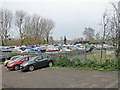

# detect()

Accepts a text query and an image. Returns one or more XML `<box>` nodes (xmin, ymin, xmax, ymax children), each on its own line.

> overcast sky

<box><xmin>0</xmin><ymin>0</ymin><xmax>119</xmax><ymax>40</ymax></box>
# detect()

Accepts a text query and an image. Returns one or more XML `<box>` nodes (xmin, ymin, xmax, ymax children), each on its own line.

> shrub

<box><xmin>54</xmin><ymin>56</ymin><xmax>72</xmax><ymax>67</ymax></box>
<box><xmin>53</xmin><ymin>56</ymin><xmax>118</xmax><ymax>71</ymax></box>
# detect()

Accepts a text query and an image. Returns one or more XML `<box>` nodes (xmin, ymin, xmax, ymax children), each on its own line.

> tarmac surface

<box><xmin>0</xmin><ymin>65</ymin><xmax>2</xmax><ymax>89</ymax></box>
<box><xmin>1</xmin><ymin>65</ymin><xmax>119</xmax><ymax>88</ymax></box>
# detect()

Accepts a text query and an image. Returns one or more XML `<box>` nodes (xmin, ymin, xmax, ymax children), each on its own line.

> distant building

<box><xmin>64</xmin><ymin>36</ymin><xmax>67</xmax><ymax>44</ymax></box>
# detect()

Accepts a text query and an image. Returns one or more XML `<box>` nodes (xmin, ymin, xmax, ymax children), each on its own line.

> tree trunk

<box><xmin>46</xmin><ymin>34</ymin><xmax>49</xmax><ymax>43</ymax></box>
<box><xmin>4</xmin><ymin>35</ymin><xmax>8</xmax><ymax>46</ymax></box>
<box><xmin>1</xmin><ymin>38</ymin><xmax>4</xmax><ymax>46</ymax></box>
<box><xmin>116</xmin><ymin>35</ymin><xmax>120</xmax><ymax>57</ymax></box>
<box><xmin>20</xmin><ymin>39</ymin><xmax>23</xmax><ymax>45</ymax></box>
<box><xmin>39</xmin><ymin>33</ymin><xmax>42</xmax><ymax>44</ymax></box>
<box><xmin>100</xmin><ymin>45</ymin><xmax>103</xmax><ymax>62</ymax></box>
<box><xmin>20</xmin><ymin>34</ymin><xmax>24</xmax><ymax>45</ymax></box>
<box><xmin>105</xmin><ymin>48</ymin><xmax>106</xmax><ymax>61</ymax></box>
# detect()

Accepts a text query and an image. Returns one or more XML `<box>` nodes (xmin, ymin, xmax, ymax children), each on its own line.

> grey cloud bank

<box><xmin>0</xmin><ymin>0</ymin><xmax>117</xmax><ymax>40</ymax></box>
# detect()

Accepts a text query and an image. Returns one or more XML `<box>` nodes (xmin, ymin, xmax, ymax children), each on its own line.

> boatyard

<box><xmin>0</xmin><ymin>0</ymin><xmax>120</xmax><ymax>89</ymax></box>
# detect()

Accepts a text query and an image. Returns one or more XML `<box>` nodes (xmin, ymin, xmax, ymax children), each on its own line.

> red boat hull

<box><xmin>46</xmin><ymin>50</ymin><xmax>60</xmax><ymax>52</ymax></box>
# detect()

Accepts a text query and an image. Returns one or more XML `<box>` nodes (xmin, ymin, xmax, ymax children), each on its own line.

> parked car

<box><xmin>20</xmin><ymin>55</ymin><xmax>53</xmax><ymax>71</ymax></box>
<box><xmin>0</xmin><ymin>55</ymin><xmax>11</xmax><ymax>62</ymax></box>
<box><xmin>4</xmin><ymin>55</ymin><xmax>21</xmax><ymax>66</ymax></box>
<box><xmin>7</xmin><ymin>55</ymin><xmax>36</xmax><ymax>71</ymax></box>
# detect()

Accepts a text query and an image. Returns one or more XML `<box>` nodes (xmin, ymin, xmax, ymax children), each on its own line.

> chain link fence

<box><xmin>48</xmin><ymin>51</ymin><xmax>87</xmax><ymax>63</ymax></box>
<box><xmin>0</xmin><ymin>48</ymin><xmax>116</xmax><ymax>65</ymax></box>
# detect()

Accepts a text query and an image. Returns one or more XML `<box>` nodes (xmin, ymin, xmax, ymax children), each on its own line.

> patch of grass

<box><xmin>8</xmin><ymin>53</ymin><xmax>22</xmax><ymax>57</ymax></box>
<box><xmin>0</xmin><ymin>52</ymin><xmax>22</xmax><ymax>57</ymax></box>
<box><xmin>48</xmin><ymin>66</ymin><xmax>81</xmax><ymax>71</ymax></box>
<box><xmin>86</xmin><ymin>50</ymin><xmax>114</xmax><ymax>63</ymax></box>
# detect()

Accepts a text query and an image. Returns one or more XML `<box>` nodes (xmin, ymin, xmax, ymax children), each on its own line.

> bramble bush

<box><xmin>54</xmin><ymin>56</ymin><xmax>72</xmax><ymax>67</ymax></box>
<box><xmin>53</xmin><ymin>56</ymin><xmax>119</xmax><ymax>71</ymax></box>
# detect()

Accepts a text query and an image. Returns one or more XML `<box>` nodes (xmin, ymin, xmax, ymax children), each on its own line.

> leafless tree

<box><xmin>30</xmin><ymin>15</ymin><xmax>41</xmax><ymax>44</ymax></box>
<box><xmin>83</xmin><ymin>27</ymin><xmax>95</xmax><ymax>41</ymax></box>
<box><xmin>0</xmin><ymin>9</ymin><xmax>12</xmax><ymax>46</ymax></box>
<box><xmin>100</xmin><ymin>2</ymin><xmax>120</xmax><ymax>62</ymax></box>
<box><xmin>15</xmin><ymin>10</ymin><xmax>26</xmax><ymax>45</ymax></box>
<box><xmin>111</xmin><ymin>2</ymin><xmax>120</xmax><ymax>57</ymax></box>
<box><xmin>103</xmin><ymin>2</ymin><xmax>120</xmax><ymax>58</ymax></box>
<box><xmin>100</xmin><ymin>10</ymin><xmax>110</xmax><ymax>61</ymax></box>
<box><xmin>95</xmin><ymin>32</ymin><xmax>101</xmax><ymax>40</ymax></box>
<box><xmin>29</xmin><ymin>15</ymin><xmax>46</xmax><ymax>44</ymax></box>
<box><xmin>23</xmin><ymin>15</ymin><xmax>32</xmax><ymax>37</ymax></box>
<box><xmin>42</xmin><ymin>18</ymin><xmax>54</xmax><ymax>43</ymax></box>
<box><xmin>22</xmin><ymin>15</ymin><xmax>54</xmax><ymax>44</ymax></box>
<box><xmin>0</xmin><ymin>9</ymin><xmax>55</xmax><ymax>45</ymax></box>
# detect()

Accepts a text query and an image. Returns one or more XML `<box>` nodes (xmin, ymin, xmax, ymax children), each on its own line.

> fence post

<box><xmin>84</xmin><ymin>49</ymin><xmax>86</xmax><ymax>63</ymax></box>
<box><xmin>114</xmin><ymin>49</ymin><xmax>116</xmax><ymax>65</ymax></box>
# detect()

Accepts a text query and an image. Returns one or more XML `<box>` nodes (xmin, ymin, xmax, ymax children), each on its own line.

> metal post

<box><xmin>118</xmin><ymin>1</ymin><xmax>120</xmax><ymax>56</ymax></box>
<box><xmin>114</xmin><ymin>49</ymin><xmax>116</xmax><ymax>65</ymax></box>
<box><xmin>118</xmin><ymin>2</ymin><xmax>120</xmax><ymax>88</ymax></box>
<box><xmin>84</xmin><ymin>48</ymin><xmax>86</xmax><ymax>63</ymax></box>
